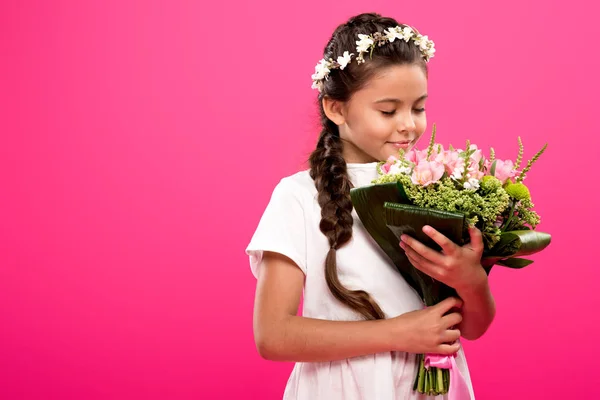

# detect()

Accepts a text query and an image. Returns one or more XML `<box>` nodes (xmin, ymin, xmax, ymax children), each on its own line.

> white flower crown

<box><xmin>311</xmin><ymin>25</ymin><xmax>435</xmax><ymax>92</ymax></box>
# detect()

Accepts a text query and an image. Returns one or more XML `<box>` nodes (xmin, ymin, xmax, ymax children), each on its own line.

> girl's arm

<box><xmin>456</xmin><ymin>276</ymin><xmax>495</xmax><ymax>340</ymax></box>
<box><xmin>253</xmin><ymin>251</ymin><xmax>462</xmax><ymax>362</ymax></box>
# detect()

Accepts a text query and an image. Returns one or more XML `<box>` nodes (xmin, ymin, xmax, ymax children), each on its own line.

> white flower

<box><xmin>385</xmin><ymin>27</ymin><xmax>403</xmax><ymax>43</ymax></box>
<box><xmin>389</xmin><ymin>163</ymin><xmax>412</xmax><ymax>175</ymax></box>
<box><xmin>336</xmin><ymin>51</ymin><xmax>354</xmax><ymax>70</ymax></box>
<box><xmin>418</xmin><ymin>35</ymin><xmax>431</xmax><ymax>51</ymax></box>
<box><xmin>425</xmin><ymin>45</ymin><xmax>435</xmax><ymax>59</ymax></box>
<box><xmin>312</xmin><ymin>59</ymin><xmax>331</xmax><ymax>80</ymax></box>
<box><xmin>311</xmin><ymin>80</ymin><xmax>324</xmax><ymax>92</ymax></box>
<box><xmin>463</xmin><ymin>178</ymin><xmax>480</xmax><ymax>190</ymax></box>
<box><xmin>356</xmin><ymin>34</ymin><xmax>374</xmax><ymax>53</ymax></box>
<box><xmin>402</xmin><ymin>26</ymin><xmax>414</xmax><ymax>41</ymax></box>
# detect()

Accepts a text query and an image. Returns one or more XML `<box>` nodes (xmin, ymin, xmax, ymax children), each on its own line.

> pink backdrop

<box><xmin>1</xmin><ymin>1</ymin><xmax>598</xmax><ymax>399</ymax></box>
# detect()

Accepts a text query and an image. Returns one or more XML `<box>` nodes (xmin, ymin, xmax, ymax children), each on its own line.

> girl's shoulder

<box><xmin>272</xmin><ymin>169</ymin><xmax>317</xmax><ymax>201</ymax></box>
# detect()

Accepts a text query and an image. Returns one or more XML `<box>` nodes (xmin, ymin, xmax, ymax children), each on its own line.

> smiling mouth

<box><xmin>387</xmin><ymin>141</ymin><xmax>413</xmax><ymax>149</ymax></box>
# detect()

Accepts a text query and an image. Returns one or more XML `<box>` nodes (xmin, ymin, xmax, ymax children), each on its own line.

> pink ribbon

<box><xmin>424</xmin><ymin>352</ymin><xmax>471</xmax><ymax>400</ymax></box>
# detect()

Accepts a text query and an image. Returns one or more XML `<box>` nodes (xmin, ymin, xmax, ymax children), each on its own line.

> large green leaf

<box><xmin>350</xmin><ymin>183</ymin><xmax>419</xmax><ymax>290</ymax></box>
<box><xmin>350</xmin><ymin>183</ymin><xmax>409</xmax><ymax>267</ymax></box>
<box><xmin>383</xmin><ymin>203</ymin><xmax>469</xmax><ymax>304</ymax></box>
<box><xmin>496</xmin><ymin>258</ymin><xmax>535</xmax><ymax>268</ymax></box>
<box><xmin>486</xmin><ymin>230</ymin><xmax>552</xmax><ymax>258</ymax></box>
<box><xmin>383</xmin><ymin>203</ymin><xmax>470</xmax><ymax>250</ymax></box>
<box><xmin>350</xmin><ymin>183</ymin><xmax>470</xmax><ymax>305</ymax></box>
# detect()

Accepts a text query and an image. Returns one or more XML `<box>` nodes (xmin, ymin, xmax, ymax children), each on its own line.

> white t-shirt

<box><xmin>246</xmin><ymin>162</ymin><xmax>475</xmax><ymax>400</ymax></box>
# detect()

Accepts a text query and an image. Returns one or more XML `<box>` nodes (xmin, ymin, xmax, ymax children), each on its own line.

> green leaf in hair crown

<box><xmin>349</xmin><ymin>124</ymin><xmax>552</xmax><ymax>396</ymax></box>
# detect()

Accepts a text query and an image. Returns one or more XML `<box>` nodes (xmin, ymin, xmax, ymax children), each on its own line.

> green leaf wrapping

<box><xmin>350</xmin><ymin>183</ymin><xmax>470</xmax><ymax>305</ymax></box>
<box><xmin>383</xmin><ymin>203</ymin><xmax>470</xmax><ymax>305</ymax></box>
<box><xmin>482</xmin><ymin>230</ymin><xmax>551</xmax><ymax>270</ymax></box>
<box><xmin>496</xmin><ymin>258</ymin><xmax>534</xmax><ymax>268</ymax></box>
<box><xmin>487</xmin><ymin>230</ymin><xmax>552</xmax><ymax>258</ymax></box>
<box><xmin>349</xmin><ymin>183</ymin><xmax>422</xmax><ymax>295</ymax></box>
<box><xmin>383</xmin><ymin>203</ymin><xmax>470</xmax><ymax>250</ymax></box>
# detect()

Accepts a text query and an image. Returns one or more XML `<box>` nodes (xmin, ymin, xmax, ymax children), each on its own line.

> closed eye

<box><xmin>381</xmin><ymin>108</ymin><xmax>426</xmax><ymax>116</ymax></box>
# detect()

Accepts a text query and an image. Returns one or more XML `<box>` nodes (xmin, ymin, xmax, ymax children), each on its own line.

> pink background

<box><xmin>1</xmin><ymin>1</ymin><xmax>598</xmax><ymax>399</ymax></box>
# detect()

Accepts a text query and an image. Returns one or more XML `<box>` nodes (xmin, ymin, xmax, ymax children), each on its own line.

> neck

<box><xmin>340</xmin><ymin>138</ymin><xmax>378</xmax><ymax>164</ymax></box>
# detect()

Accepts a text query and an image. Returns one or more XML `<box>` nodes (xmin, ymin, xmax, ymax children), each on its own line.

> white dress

<box><xmin>245</xmin><ymin>162</ymin><xmax>475</xmax><ymax>400</ymax></box>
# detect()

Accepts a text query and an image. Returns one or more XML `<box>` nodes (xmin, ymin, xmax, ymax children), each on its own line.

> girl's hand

<box><xmin>388</xmin><ymin>296</ymin><xmax>463</xmax><ymax>355</ymax></box>
<box><xmin>399</xmin><ymin>225</ymin><xmax>487</xmax><ymax>293</ymax></box>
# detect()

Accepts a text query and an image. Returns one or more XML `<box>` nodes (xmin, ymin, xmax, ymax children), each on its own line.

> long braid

<box><xmin>307</xmin><ymin>12</ymin><xmax>427</xmax><ymax>320</ymax></box>
<box><xmin>309</xmin><ymin>118</ymin><xmax>385</xmax><ymax>321</ymax></box>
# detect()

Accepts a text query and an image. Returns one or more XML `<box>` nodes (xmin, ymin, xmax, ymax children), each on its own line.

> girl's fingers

<box><xmin>441</xmin><ymin>311</ymin><xmax>463</xmax><ymax>327</ymax></box>
<box><xmin>400</xmin><ymin>234</ymin><xmax>446</xmax><ymax>265</ymax></box>
<box><xmin>437</xmin><ymin>342</ymin><xmax>461</xmax><ymax>355</ymax></box>
<box><xmin>422</xmin><ymin>225</ymin><xmax>458</xmax><ymax>256</ymax></box>
<box><xmin>442</xmin><ymin>329</ymin><xmax>461</xmax><ymax>344</ymax></box>
<box><xmin>467</xmin><ymin>226</ymin><xmax>484</xmax><ymax>253</ymax></box>
<box><xmin>432</xmin><ymin>297</ymin><xmax>463</xmax><ymax>316</ymax></box>
<box><xmin>402</xmin><ymin>242</ymin><xmax>444</xmax><ymax>278</ymax></box>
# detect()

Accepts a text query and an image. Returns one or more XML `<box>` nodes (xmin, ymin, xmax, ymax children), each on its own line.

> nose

<box><xmin>396</xmin><ymin>110</ymin><xmax>417</xmax><ymax>133</ymax></box>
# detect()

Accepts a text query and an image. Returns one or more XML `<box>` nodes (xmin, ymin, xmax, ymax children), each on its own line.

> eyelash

<box><xmin>381</xmin><ymin>108</ymin><xmax>426</xmax><ymax>116</ymax></box>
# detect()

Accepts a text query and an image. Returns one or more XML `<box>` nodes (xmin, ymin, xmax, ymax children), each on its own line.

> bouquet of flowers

<box><xmin>349</xmin><ymin>125</ymin><xmax>551</xmax><ymax>397</ymax></box>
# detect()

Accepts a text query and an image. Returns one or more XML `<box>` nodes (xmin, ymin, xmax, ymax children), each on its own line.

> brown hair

<box><xmin>308</xmin><ymin>13</ymin><xmax>428</xmax><ymax>320</ymax></box>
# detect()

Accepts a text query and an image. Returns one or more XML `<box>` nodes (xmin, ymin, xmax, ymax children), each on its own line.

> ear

<box><xmin>322</xmin><ymin>96</ymin><xmax>346</xmax><ymax>126</ymax></box>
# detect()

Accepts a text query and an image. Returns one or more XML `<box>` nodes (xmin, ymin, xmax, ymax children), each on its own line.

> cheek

<box><xmin>349</xmin><ymin>110</ymin><xmax>392</xmax><ymax>139</ymax></box>
<box><xmin>415</xmin><ymin>112</ymin><xmax>427</xmax><ymax>135</ymax></box>
<box><xmin>367</xmin><ymin>111</ymin><xmax>396</xmax><ymax>135</ymax></box>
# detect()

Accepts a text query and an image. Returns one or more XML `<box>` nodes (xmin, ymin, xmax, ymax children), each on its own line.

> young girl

<box><xmin>245</xmin><ymin>12</ymin><xmax>495</xmax><ymax>400</ymax></box>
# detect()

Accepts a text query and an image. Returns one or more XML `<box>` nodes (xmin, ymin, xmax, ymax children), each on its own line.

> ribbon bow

<box><xmin>425</xmin><ymin>353</ymin><xmax>471</xmax><ymax>400</ymax></box>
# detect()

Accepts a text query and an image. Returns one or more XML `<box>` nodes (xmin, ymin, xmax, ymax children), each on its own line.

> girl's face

<box><xmin>332</xmin><ymin>64</ymin><xmax>428</xmax><ymax>163</ymax></box>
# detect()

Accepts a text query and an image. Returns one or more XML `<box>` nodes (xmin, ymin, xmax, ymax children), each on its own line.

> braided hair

<box><xmin>308</xmin><ymin>12</ymin><xmax>428</xmax><ymax>320</ymax></box>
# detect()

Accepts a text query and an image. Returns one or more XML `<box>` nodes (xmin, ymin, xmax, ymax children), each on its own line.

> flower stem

<box><xmin>437</xmin><ymin>367</ymin><xmax>444</xmax><ymax>394</ymax></box>
<box><xmin>501</xmin><ymin>200</ymin><xmax>517</xmax><ymax>232</ymax></box>
<box><xmin>417</xmin><ymin>356</ymin><xmax>426</xmax><ymax>393</ymax></box>
<box><xmin>514</xmin><ymin>137</ymin><xmax>524</xmax><ymax>170</ymax></box>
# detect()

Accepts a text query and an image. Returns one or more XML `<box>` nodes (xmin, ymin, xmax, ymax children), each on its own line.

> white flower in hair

<box><xmin>401</xmin><ymin>26</ymin><xmax>414</xmax><ymax>41</ymax></box>
<box><xmin>385</xmin><ymin>27</ymin><xmax>403</xmax><ymax>42</ymax></box>
<box><xmin>311</xmin><ymin>24</ymin><xmax>435</xmax><ymax>91</ymax></box>
<box><xmin>311</xmin><ymin>80</ymin><xmax>324</xmax><ymax>91</ymax></box>
<box><xmin>415</xmin><ymin>35</ymin><xmax>431</xmax><ymax>51</ymax></box>
<box><xmin>425</xmin><ymin>44</ymin><xmax>436</xmax><ymax>59</ymax></box>
<box><xmin>356</xmin><ymin>34</ymin><xmax>374</xmax><ymax>53</ymax></box>
<box><xmin>413</xmin><ymin>34</ymin><xmax>424</xmax><ymax>47</ymax></box>
<box><xmin>337</xmin><ymin>51</ymin><xmax>354</xmax><ymax>70</ymax></box>
<box><xmin>421</xmin><ymin>36</ymin><xmax>432</xmax><ymax>51</ymax></box>
<box><xmin>312</xmin><ymin>59</ymin><xmax>331</xmax><ymax>81</ymax></box>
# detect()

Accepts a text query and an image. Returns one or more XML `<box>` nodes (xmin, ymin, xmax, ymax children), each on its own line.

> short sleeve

<box><xmin>245</xmin><ymin>178</ymin><xmax>308</xmax><ymax>278</ymax></box>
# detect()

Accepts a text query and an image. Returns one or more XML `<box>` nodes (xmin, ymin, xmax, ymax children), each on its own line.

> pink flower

<box><xmin>380</xmin><ymin>155</ymin><xmax>397</xmax><ymax>174</ymax></box>
<box><xmin>435</xmin><ymin>150</ymin><xmax>462</xmax><ymax>176</ymax></box>
<box><xmin>469</xmin><ymin>145</ymin><xmax>483</xmax><ymax>165</ymax></box>
<box><xmin>467</xmin><ymin>159</ymin><xmax>484</xmax><ymax>180</ymax></box>
<box><xmin>405</xmin><ymin>149</ymin><xmax>428</xmax><ymax>164</ymax></box>
<box><xmin>411</xmin><ymin>160</ymin><xmax>445</xmax><ymax>187</ymax></box>
<box><xmin>492</xmin><ymin>159</ymin><xmax>516</xmax><ymax>182</ymax></box>
<box><xmin>469</xmin><ymin>166</ymin><xmax>485</xmax><ymax>180</ymax></box>
<box><xmin>484</xmin><ymin>159</ymin><xmax>492</xmax><ymax>171</ymax></box>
